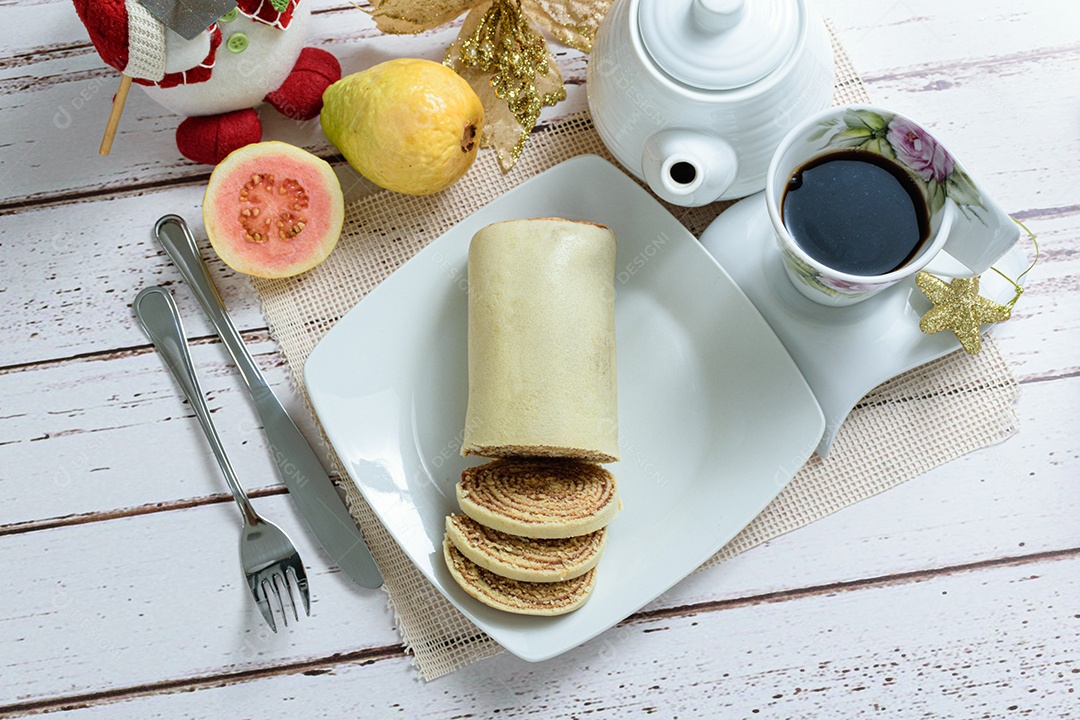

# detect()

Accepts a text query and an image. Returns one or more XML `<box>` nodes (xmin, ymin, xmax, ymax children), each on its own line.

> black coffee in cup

<box><xmin>781</xmin><ymin>150</ymin><xmax>930</xmax><ymax>276</ymax></box>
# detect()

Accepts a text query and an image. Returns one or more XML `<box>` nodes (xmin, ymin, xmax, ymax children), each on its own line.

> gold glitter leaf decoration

<box><xmin>521</xmin><ymin>0</ymin><xmax>614</xmax><ymax>52</ymax></box>
<box><xmin>446</xmin><ymin>0</ymin><xmax>566</xmax><ymax>170</ymax></box>
<box><xmin>362</xmin><ymin>0</ymin><xmax>611</xmax><ymax>169</ymax></box>
<box><xmin>367</xmin><ymin>0</ymin><xmax>477</xmax><ymax>33</ymax></box>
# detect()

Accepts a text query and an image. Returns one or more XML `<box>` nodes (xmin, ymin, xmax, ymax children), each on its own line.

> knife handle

<box><xmin>153</xmin><ymin>218</ymin><xmax>383</xmax><ymax>589</ymax></box>
<box><xmin>153</xmin><ymin>215</ymin><xmax>270</xmax><ymax>398</ymax></box>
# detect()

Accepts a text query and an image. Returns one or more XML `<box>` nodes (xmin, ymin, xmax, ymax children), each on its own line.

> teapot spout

<box><xmin>641</xmin><ymin>129</ymin><xmax>738</xmax><ymax>207</ymax></box>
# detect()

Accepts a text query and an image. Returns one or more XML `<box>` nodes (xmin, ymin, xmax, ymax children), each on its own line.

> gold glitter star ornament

<box><xmin>916</xmin><ymin>271</ymin><xmax>1011</xmax><ymax>355</ymax></box>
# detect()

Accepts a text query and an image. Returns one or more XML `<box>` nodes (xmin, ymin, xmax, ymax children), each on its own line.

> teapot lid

<box><xmin>638</xmin><ymin>0</ymin><xmax>800</xmax><ymax>91</ymax></box>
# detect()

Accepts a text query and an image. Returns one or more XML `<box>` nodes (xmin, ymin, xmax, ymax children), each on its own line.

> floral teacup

<box><xmin>764</xmin><ymin>104</ymin><xmax>1020</xmax><ymax>307</ymax></box>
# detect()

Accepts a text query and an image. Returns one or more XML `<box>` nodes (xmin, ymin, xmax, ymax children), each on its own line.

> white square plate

<box><xmin>304</xmin><ymin>155</ymin><xmax>825</xmax><ymax>661</ymax></box>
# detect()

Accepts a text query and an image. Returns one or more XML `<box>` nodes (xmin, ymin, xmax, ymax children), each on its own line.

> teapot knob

<box><xmin>692</xmin><ymin>0</ymin><xmax>746</xmax><ymax>33</ymax></box>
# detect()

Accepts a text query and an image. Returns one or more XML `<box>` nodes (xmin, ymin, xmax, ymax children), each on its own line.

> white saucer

<box><xmin>699</xmin><ymin>192</ymin><xmax>1027</xmax><ymax>456</ymax></box>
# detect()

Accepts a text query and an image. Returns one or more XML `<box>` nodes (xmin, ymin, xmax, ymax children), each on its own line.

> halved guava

<box><xmin>203</xmin><ymin>141</ymin><xmax>344</xmax><ymax>279</ymax></box>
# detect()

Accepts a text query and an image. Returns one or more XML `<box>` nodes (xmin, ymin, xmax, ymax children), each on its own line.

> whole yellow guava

<box><xmin>320</xmin><ymin>58</ymin><xmax>485</xmax><ymax>196</ymax></box>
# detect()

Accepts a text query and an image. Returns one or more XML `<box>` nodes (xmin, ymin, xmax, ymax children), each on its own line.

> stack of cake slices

<box><xmin>443</xmin><ymin>218</ymin><xmax>622</xmax><ymax>616</ymax></box>
<box><xmin>444</xmin><ymin>458</ymin><xmax>620</xmax><ymax>615</ymax></box>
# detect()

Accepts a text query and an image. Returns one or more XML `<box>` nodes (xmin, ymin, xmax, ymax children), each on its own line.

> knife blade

<box><xmin>153</xmin><ymin>214</ymin><xmax>383</xmax><ymax>589</ymax></box>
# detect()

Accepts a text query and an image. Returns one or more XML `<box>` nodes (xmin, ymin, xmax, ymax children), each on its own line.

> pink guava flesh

<box><xmin>203</xmin><ymin>142</ymin><xmax>344</xmax><ymax>278</ymax></box>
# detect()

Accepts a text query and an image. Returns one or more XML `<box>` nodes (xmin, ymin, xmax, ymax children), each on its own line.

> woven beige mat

<box><xmin>251</xmin><ymin>27</ymin><xmax>1020</xmax><ymax>680</ymax></box>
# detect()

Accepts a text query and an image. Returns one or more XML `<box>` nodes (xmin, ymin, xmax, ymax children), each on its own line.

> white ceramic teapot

<box><xmin>587</xmin><ymin>0</ymin><xmax>834</xmax><ymax>206</ymax></box>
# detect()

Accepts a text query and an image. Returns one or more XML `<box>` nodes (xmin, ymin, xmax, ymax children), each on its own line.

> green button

<box><xmin>219</xmin><ymin>7</ymin><xmax>239</xmax><ymax>22</ymax></box>
<box><xmin>226</xmin><ymin>32</ymin><xmax>248</xmax><ymax>53</ymax></box>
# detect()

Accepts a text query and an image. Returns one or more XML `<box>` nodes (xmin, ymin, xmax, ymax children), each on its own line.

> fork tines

<box><xmin>251</xmin><ymin>562</ymin><xmax>310</xmax><ymax>632</ymax></box>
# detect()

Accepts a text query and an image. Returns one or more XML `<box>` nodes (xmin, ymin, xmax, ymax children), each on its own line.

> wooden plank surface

<box><xmin>3</xmin><ymin>548</ymin><xmax>1076</xmax><ymax>717</ymax></box>
<box><xmin>0</xmin><ymin>0</ymin><xmax>1077</xmax><ymax>716</ymax></box>
<box><xmin>1</xmin><ymin>376</ymin><xmax>1077</xmax><ymax>707</ymax></box>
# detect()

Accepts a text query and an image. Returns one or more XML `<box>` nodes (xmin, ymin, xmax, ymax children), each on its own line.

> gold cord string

<box><xmin>989</xmin><ymin>217</ymin><xmax>1039</xmax><ymax>311</ymax></box>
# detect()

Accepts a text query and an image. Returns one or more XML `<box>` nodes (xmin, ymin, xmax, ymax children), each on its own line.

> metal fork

<box><xmin>134</xmin><ymin>286</ymin><xmax>310</xmax><ymax>631</ymax></box>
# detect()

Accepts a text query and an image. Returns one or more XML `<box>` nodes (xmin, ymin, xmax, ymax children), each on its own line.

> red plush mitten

<box><xmin>264</xmin><ymin>47</ymin><xmax>342</xmax><ymax>121</ymax></box>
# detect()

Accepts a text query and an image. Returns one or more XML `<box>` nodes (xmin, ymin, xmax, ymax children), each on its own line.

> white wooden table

<box><xmin>2</xmin><ymin>1</ymin><xmax>1077</xmax><ymax>716</ymax></box>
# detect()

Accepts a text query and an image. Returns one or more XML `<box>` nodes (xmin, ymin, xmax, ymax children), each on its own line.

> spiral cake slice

<box><xmin>443</xmin><ymin>537</ymin><xmax>596</xmax><ymax>616</ymax></box>
<box><xmin>456</xmin><ymin>459</ymin><xmax>619</xmax><ymax>539</ymax></box>
<box><xmin>446</xmin><ymin>514</ymin><xmax>606</xmax><ymax>583</ymax></box>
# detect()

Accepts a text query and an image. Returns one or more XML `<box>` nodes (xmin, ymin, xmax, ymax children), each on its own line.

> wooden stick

<box><xmin>99</xmin><ymin>74</ymin><xmax>132</xmax><ymax>157</ymax></box>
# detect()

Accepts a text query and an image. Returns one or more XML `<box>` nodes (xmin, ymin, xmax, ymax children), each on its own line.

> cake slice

<box><xmin>443</xmin><ymin>537</ymin><xmax>596</xmax><ymax>616</ymax></box>
<box><xmin>456</xmin><ymin>458</ymin><xmax>619</xmax><ymax>539</ymax></box>
<box><xmin>446</xmin><ymin>514</ymin><xmax>606</xmax><ymax>583</ymax></box>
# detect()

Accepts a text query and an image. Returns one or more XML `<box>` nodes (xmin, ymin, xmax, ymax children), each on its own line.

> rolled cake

<box><xmin>456</xmin><ymin>459</ymin><xmax>620</xmax><ymax>539</ymax></box>
<box><xmin>462</xmin><ymin>218</ymin><xmax>619</xmax><ymax>463</ymax></box>
<box><xmin>445</xmin><ymin>514</ymin><xmax>606</xmax><ymax>583</ymax></box>
<box><xmin>443</xmin><ymin>537</ymin><xmax>597</xmax><ymax>616</ymax></box>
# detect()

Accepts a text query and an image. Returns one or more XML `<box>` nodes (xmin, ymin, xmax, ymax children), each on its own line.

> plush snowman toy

<box><xmin>73</xmin><ymin>0</ymin><xmax>340</xmax><ymax>164</ymax></box>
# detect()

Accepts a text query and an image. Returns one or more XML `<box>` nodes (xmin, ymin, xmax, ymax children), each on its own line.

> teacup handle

<box><xmin>922</xmin><ymin>191</ymin><xmax>1020</xmax><ymax>278</ymax></box>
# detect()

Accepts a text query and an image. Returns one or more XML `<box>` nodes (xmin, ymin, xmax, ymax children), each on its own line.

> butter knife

<box><xmin>154</xmin><ymin>214</ymin><xmax>383</xmax><ymax>589</ymax></box>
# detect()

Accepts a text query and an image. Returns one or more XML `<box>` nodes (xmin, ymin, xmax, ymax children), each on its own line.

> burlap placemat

<box><xmin>251</xmin><ymin>26</ymin><xmax>1020</xmax><ymax>679</ymax></box>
